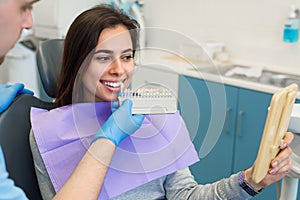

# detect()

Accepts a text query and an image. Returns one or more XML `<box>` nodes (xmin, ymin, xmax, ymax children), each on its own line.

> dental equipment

<box><xmin>118</xmin><ymin>84</ymin><xmax>177</xmax><ymax>114</ymax></box>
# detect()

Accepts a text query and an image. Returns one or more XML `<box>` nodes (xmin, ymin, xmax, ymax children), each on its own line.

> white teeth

<box><xmin>103</xmin><ymin>81</ymin><xmax>123</xmax><ymax>88</ymax></box>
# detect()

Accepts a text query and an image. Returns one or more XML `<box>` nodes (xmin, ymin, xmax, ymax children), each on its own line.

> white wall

<box><xmin>0</xmin><ymin>43</ymin><xmax>40</xmax><ymax>97</ymax></box>
<box><xmin>33</xmin><ymin>0</ymin><xmax>101</xmax><ymax>39</ymax></box>
<box><xmin>143</xmin><ymin>0</ymin><xmax>300</xmax><ymax>74</ymax></box>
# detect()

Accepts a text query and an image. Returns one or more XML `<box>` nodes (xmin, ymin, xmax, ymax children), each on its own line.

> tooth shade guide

<box><xmin>119</xmin><ymin>88</ymin><xmax>174</xmax><ymax>98</ymax></box>
<box><xmin>118</xmin><ymin>88</ymin><xmax>177</xmax><ymax>114</ymax></box>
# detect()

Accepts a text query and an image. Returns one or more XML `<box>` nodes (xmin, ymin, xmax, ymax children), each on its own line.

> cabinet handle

<box><xmin>236</xmin><ymin>111</ymin><xmax>244</xmax><ymax>137</ymax></box>
<box><xmin>224</xmin><ymin>108</ymin><xmax>232</xmax><ymax>134</ymax></box>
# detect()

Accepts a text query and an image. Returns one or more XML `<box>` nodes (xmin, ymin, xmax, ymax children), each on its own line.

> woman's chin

<box><xmin>95</xmin><ymin>94</ymin><xmax>118</xmax><ymax>102</ymax></box>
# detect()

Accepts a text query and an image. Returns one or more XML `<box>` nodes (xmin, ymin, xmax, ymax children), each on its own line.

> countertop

<box><xmin>138</xmin><ymin>49</ymin><xmax>300</xmax><ymax>99</ymax></box>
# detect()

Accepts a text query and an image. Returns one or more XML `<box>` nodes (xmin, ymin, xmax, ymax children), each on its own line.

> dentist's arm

<box><xmin>53</xmin><ymin>100</ymin><xmax>145</xmax><ymax>199</ymax></box>
<box><xmin>0</xmin><ymin>147</ymin><xmax>28</xmax><ymax>200</ymax></box>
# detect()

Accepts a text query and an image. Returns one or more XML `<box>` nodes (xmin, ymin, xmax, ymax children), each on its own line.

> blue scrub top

<box><xmin>0</xmin><ymin>146</ymin><xmax>28</xmax><ymax>200</ymax></box>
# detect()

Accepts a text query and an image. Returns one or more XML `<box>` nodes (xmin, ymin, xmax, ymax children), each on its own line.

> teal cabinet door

<box><xmin>233</xmin><ymin>88</ymin><xmax>272</xmax><ymax>171</ymax></box>
<box><xmin>178</xmin><ymin>76</ymin><xmax>237</xmax><ymax>183</ymax></box>
<box><xmin>233</xmin><ymin>88</ymin><xmax>274</xmax><ymax>200</ymax></box>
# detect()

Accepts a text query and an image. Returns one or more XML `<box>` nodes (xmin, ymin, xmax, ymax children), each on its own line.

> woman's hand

<box><xmin>244</xmin><ymin>131</ymin><xmax>294</xmax><ymax>191</ymax></box>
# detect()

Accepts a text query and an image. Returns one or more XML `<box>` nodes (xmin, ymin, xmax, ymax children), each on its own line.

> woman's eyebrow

<box><xmin>121</xmin><ymin>48</ymin><xmax>133</xmax><ymax>53</ymax></box>
<box><xmin>30</xmin><ymin>0</ymin><xmax>40</xmax><ymax>5</ymax></box>
<box><xmin>94</xmin><ymin>49</ymin><xmax>113</xmax><ymax>54</ymax></box>
<box><xmin>94</xmin><ymin>48</ymin><xmax>133</xmax><ymax>54</ymax></box>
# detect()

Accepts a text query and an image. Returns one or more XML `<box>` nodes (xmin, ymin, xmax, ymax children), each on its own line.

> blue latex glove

<box><xmin>0</xmin><ymin>147</ymin><xmax>28</xmax><ymax>200</ymax></box>
<box><xmin>0</xmin><ymin>83</ymin><xmax>34</xmax><ymax>113</ymax></box>
<box><xmin>93</xmin><ymin>99</ymin><xmax>145</xmax><ymax>146</ymax></box>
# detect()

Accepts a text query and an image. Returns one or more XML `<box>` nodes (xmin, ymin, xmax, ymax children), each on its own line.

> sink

<box><xmin>190</xmin><ymin>65</ymin><xmax>300</xmax><ymax>89</ymax></box>
<box><xmin>257</xmin><ymin>71</ymin><xmax>300</xmax><ymax>88</ymax></box>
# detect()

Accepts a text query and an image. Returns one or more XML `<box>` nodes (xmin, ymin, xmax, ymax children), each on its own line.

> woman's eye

<box><xmin>22</xmin><ymin>5</ymin><xmax>33</xmax><ymax>12</ymax></box>
<box><xmin>121</xmin><ymin>55</ymin><xmax>133</xmax><ymax>61</ymax></box>
<box><xmin>96</xmin><ymin>56</ymin><xmax>111</xmax><ymax>62</ymax></box>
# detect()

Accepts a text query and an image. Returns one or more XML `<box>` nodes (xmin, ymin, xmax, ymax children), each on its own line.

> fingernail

<box><xmin>269</xmin><ymin>168</ymin><xmax>275</xmax><ymax>175</ymax></box>
<box><xmin>281</xmin><ymin>143</ymin><xmax>287</xmax><ymax>149</ymax></box>
<box><xmin>272</xmin><ymin>161</ymin><xmax>278</xmax><ymax>168</ymax></box>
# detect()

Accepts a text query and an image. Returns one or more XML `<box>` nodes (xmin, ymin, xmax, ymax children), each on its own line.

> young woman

<box><xmin>30</xmin><ymin>4</ymin><xmax>293</xmax><ymax>200</ymax></box>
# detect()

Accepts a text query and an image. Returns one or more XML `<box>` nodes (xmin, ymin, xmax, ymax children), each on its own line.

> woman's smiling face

<box><xmin>81</xmin><ymin>24</ymin><xmax>135</xmax><ymax>102</ymax></box>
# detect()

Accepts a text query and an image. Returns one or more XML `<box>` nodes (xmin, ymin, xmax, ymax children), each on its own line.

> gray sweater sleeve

<box><xmin>29</xmin><ymin>130</ymin><xmax>56</xmax><ymax>200</ymax></box>
<box><xmin>164</xmin><ymin>168</ymin><xmax>251</xmax><ymax>200</ymax></box>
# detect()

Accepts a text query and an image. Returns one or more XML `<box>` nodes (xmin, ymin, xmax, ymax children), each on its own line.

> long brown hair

<box><xmin>55</xmin><ymin>4</ymin><xmax>140</xmax><ymax>107</ymax></box>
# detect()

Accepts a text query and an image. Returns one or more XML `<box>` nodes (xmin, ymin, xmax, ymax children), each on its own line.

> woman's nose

<box><xmin>22</xmin><ymin>10</ymin><xmax>34</xmax><ymax>29</ymax></box>
<box><xmin>109</xmin><ymin>58</ymin><xmax>126</xmax><ymax>75</ymax></box>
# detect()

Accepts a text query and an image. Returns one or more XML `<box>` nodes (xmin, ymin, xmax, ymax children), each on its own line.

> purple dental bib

<box><xmin>30</xmin><ymin>102</ymin><xmax>199</xmax><ymax>199</ymax></box>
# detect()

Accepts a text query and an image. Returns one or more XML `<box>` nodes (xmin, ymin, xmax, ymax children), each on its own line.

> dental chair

<box><xmin>36</xmin><ymin>39</ymin><xmax>64</xmax><ymax>99</ymax></box>
<box><xmin>0</xmin><ymin>39</ymin><xmax>63</xmax><ymax>199</ymax></box>
<box><xmin>279</xmin><ymin>138</ymin><xmax>300</xmax><ymax>200</ymax></box>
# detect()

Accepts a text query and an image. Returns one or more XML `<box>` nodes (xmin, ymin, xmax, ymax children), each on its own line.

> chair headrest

<box><xmin>36</xmin><ymin>39</ymin><xmax>64</xmax><ymax>98</ymax></box>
